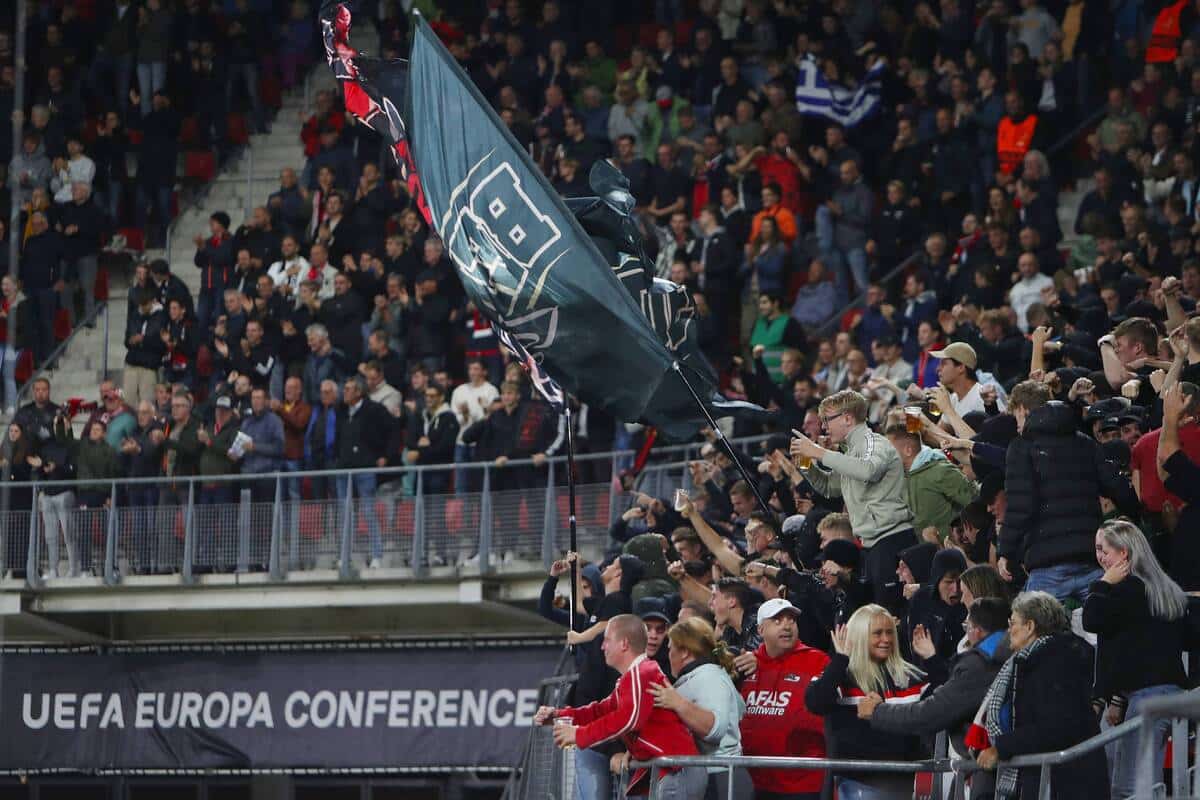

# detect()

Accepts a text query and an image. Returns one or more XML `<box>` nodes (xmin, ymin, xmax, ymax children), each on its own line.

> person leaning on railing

<box><xmin>1082</xmin><ymin>520</ymin><xmax>1189</xmax><ymax>799</ymax></box>
<box><xmin>857</xmin><ymin>597</ymin><xmax>1010</xmax><ymax>799</ymax></box>
<box><xmin>804</xmin><ymin>604</ymin><xmax>928</xmax><ymax>800</ymax></box>
<box><xmin>969</xmin><ymin>591</ymin><xmax>1107</xmax><ymax>800</ymax></box>
<box><xmin>534</xmin><ymin>614</ymin><xmax>706</xmax><ymax>799</ymax></box>
<box><xmin>645</xmin><ymin>616</ymin><xmax>752</xmax><ymax>800</ymax></box>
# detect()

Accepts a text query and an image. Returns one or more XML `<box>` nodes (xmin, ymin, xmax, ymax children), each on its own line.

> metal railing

<box><xmin>623</xmin><ymin>693</ymin><xmax>1200</xmax><ymax>800</ymax></box>
<box><xmin>2</xmin><ymin>434</ymin><xmax>771</xmax><ymax>587</ymax></box>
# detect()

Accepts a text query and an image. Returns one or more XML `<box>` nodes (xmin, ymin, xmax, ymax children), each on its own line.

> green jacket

<box><xmin>199</xmin><ymin>420</ymin><xmax>241</xmax><ymax>478</ymax></box>
<box><xmin>805</xmin><ymin>423</ymin><xmax>913</xmax><ymax>546</ymax></box>
<box><xmin>73</xmin><ymin>438</ymin><xmax>123</xmax><ymax>494</ymax></box>
<box><xmin>161</xmin><ymin>416</ymin><xmax>203</xmax><ymax>478</ymax></box>
<box><xmin>644</xmin><ymin>98</ymin><xmax>691</xmax><ymax>160</ymax></box>
<box><xmin>905</xmin><ymin>448</ymin><xmax>978</xmax><ymax>541</ymax></box>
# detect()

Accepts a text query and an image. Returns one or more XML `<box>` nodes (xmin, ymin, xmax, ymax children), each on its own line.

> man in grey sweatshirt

<box><xmin>827</xmin><ymin>159</ymin><xmax>874</xmax><ymax>305</ymax></box>
<box><xmin>237</xmin><ymin>387</ymin><xmax>285</xmax><ymax>501</ymax></box>
<box><xmin>7</xmin><ymin>133</ymin><xmax>51</xmax><ymax>206</ymax></box>
<box><xmin>790</xmin><ymin>389</ymin><xmax>916</xmax><ymax>613</ymax></box>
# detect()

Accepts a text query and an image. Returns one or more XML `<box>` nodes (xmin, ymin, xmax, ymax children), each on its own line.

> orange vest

<box><xmin>997</xmin><ymin>115</ymin><xmax>1038</xmax><ymax>175</ymax></box>
<box><xmin>1147</xmin><ymin>0</ymin><xmax>1187</xmax><ymax>63</ymax></box>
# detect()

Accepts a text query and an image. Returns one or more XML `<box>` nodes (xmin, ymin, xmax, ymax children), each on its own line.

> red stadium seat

<box><xmin>14</xmin><ymin>350</ymin><xmax>33</xmax><ymax>384</ymax></box>
<box><xmin>226</xmin><ymin>113</ymin><xmax>250</xmax><ymax>146</ymax></box>
<box><xmin>259</xmin><ymin>73</ymin><xmax>282</xmax><ymax>110</ymax></box>
<box><xmin>118</xmin><ymin>226</ymin><xmax>145</xmax><ymax>253</ymax></box>
<box><xmin>126</xmin><ymin>128</ymin><xmax>144</xmax><ymax>147</ymax></box>
<box><xmin>54</xmin><ymin>309</ymin><xmax>71</xmax><ymax>341</ymax></box>
<box><xmin>444</xmin><ymin>498</ymin><xmax>464</xmax><ymax>537</ymax></box>
<box><xmin>637</xmin><ymin>23</ymin><xmax>660</xmax><ymax>48</ymax></box>
<box><xmin>178</xmin><ymin>116</ymin><xmax>200</xmax><ymax>148</ymax></box>
<box><xmin>674</xmin><ymin>20</ymin><xmax>694</xmax><ymax>46</ymax></box>
<box><xmin>184</xmin><ymin>150</ymin><xmax>216</xmax><ymax>183</ymax></box>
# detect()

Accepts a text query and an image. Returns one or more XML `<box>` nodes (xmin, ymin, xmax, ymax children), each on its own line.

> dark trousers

<box><xmin>30</xmin><ymin>288</ymin><xmax>57</xmax><ymax>363</ymax></box>
<box><xmin>127</xmin><ymin>486</ymin><xmax>159</xmax><ymax>573</ymax></box>
<box><xmin>863</xmin><ymin>528</ymin><xmax>917</xmax><ymax>616</ymax></box>
<box><xmin>77</xmin><ymin>490</ymin><xmax>109</xmax><ymax>573</ymax></box>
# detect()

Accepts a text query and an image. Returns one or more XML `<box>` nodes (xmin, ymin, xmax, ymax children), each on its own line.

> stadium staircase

<box><xmin>38</xmin><ymin>53</ymin><xmax>349</xmax><ymax>406</ymax></box>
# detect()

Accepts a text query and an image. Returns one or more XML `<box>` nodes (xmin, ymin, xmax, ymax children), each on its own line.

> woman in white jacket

<box><xmin>650</xmin><ymin>616</ymin><xmax>752</xmax><ymax>800</ymax></box>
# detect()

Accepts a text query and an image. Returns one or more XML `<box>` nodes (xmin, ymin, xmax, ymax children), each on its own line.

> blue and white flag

<box><xmin>794</xmin><ymin>56</ymin><xmax>884</xmax><ymax>127</ymax></box>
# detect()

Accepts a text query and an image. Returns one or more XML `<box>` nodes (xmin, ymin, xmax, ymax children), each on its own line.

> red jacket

<box><xmin>561</xmin><ymin>655</ymin><xmax>698</xmax><ymax>795</ymax></box>
<box><xmin>739</xmin><ymin>642</ymin><xmax>830</xmax><ymax>794</ymax></box>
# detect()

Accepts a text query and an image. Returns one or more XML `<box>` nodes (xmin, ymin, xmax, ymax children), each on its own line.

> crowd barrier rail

<box><xmin>0</xmin><ymin>433</ymin><xmax>773</xmax><ymax>587</ymax></box>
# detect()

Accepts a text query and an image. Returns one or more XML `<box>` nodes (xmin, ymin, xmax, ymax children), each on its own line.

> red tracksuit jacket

<box><xmin>561</xmin><ymin>655</ymin><xmax>699</xmax><ymax>795</ymax></box>
<box><xmin>739</xmin><ymin>642</ymin><xmax>830</xmax><ymax>794</ymax></box>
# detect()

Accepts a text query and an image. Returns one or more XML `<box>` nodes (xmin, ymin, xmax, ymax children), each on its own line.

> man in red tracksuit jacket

<box><xmin>739</xmin><ymin>598</ymin><xmax>831</xmax><ymax>800</ymax></box>
<box><xmin>535</xmin><ymin>614</ymin><xmax>705</xmax><ymax>797</ymax></box>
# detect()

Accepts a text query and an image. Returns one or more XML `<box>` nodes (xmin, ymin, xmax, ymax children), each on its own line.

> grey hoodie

<box><xmin>804</xmin><ymin>422</ymin><xmax>913</xmax><ymax>546</ymax></box>
<box><xmin>7</xmin><ymin>141</ymin><xmax>51</xmax><ymax>205</ymax></box>
<box><xmin>673</xmin><ymin>661</ymin><xmax>746</xmax><ymax>771</ymax></box>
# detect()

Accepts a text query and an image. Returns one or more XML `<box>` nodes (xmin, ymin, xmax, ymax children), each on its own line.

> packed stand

<box><xmin>12</xmin><ymin>0</ymin><xmax>1200</xmax><ymax>793</ymax></box>
<box><xmin>0</xmin><ymin>0</ymin><xmax>309</xmax><ymax>413</ymax></box>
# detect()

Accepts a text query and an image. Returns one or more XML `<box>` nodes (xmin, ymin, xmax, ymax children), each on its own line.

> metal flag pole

<box><xmin>564</xmin><ymin>403</ymin><xmax>578</xmax><ymax>636</ymax></box>
<box><xmin>671</xmin><ymin>362</ymin><xmax>773</xmax><ymax>516</ymax></box>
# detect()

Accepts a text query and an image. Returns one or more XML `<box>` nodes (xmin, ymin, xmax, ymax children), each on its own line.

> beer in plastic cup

<box><xmin>904</xmin><ymin>406</ymin><xmax>923</xmax><ymax>433</ymax></box>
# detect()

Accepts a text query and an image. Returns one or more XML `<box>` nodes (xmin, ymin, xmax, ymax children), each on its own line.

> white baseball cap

<box><xmin>756</xmin><ymin>597</ymin><xmax>802</xmax><ymax>626</ymax></box>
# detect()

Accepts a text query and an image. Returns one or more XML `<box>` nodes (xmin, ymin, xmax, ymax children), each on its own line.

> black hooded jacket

<box><xmin>903</xmin><ymin>548</ymin><xmax>968</xmax><ymax>666</ymax></box>
<box><xmin>899</xmin><ymin>541</ymin><xmax>938</xmax><ymax>585</ymax></box>
<box><xmin>1000</xmin><ymin>402</ymin><xmax>1138</xmax><ymax>570</ymax></box>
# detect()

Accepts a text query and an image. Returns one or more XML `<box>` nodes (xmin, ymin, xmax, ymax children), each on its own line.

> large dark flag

<box><xmin>322</xmin><ymin>4</ymin><xmax>765</xmax><ymax>438</ymax></box>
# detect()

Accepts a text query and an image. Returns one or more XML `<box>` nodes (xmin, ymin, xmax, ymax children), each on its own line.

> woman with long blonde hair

<box><xmin>806</xmin><ymin>604</ymin><xmax>927</xmax><ymax>799</ymax></box>
<box><xmin>648</xmin><ymin>616</ymin><xmax>751</xmax><ymax>800</ymax></box>
<box><xmin>1083</xmin><ymin>520</ymin><xmax>1187</xmax><ymax>797</ymax></box>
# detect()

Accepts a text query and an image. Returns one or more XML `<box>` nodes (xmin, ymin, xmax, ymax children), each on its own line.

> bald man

<box><xmin>535</xmin><ymin>614</ymin><xmax>705</xmax><ymax>797</ymax></box>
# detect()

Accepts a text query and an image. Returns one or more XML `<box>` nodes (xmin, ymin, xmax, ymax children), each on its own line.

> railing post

<box><xmin>412</xmin><ymin>469</ymin><xmax>426</xmax><ymax>575</ymax></box>
<box><xmin>25</xmin><ymin>485</ymin><xmax>39</xmax><ymax>588</ymax></box>
<box><xmin>478</xmin><ymin>466</ymin><xmax>492</xmax><ymax>575</ymax></box>
<box><xmin>268</xmin><ymin>475</ymin><xmax>282</xmax><ymax>580</ymax></box>
<box><xmin>931</xmin><ymin>730</ymin><xmax>947</xmax><ymax>800</ymax></box>
<box><xmin>1037</xmin><ymin>762</ymin><xmax>1052</xmax><ymax>800</ymax></box>
<box><xmin>1137</xmin><ymin>715</ymin><xmax>1157</xmax><ymax>800</ymax></box>
<box><xmin>236</xmin><ymin>487</ymin><xmax>251</xmax><ymax>573</ymax></box>
<box><xmin>541</xmin><ymin>460</ymin><xmax>557</xmax><ymax>570</ymax></box>
<box><xmin>182</xmin><ymin>480</ymin><xmax>195</xmax><ymax>584</ymax></box>
<box><xmin>1172</xmin><ymin>716</ymin><xmax>1188</xmax><ymax>798</ymax></box>
<box><xmin>245</xmin><ymin>144</ymin><xmax>254</xmax><ymax>209</ymax></box>
<box><xmin>101</xmin><ymin>301</ymin><xmax>109</xmax><ymax>378</ymax></box>
<box><xmin>103</xmin><ymin>481</ymin><xmax>118</xmax><ymax>585</ymax></box>
<box><xmin>288</xmin><ymin>475</ymin><xmax>300</xmax><ymax>572</ymax></box>
<box><xmin>607</xmin><ymin>452</ymin><xmax>619</xmax><ymax>527</ymax></box>
<box><xmin>338</xmin><ymin>476</ymin><xmax>354</xmax><ymax>580</ymax></box>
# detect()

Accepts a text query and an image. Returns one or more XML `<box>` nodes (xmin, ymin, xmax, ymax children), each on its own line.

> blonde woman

<box><xmin>805</xmin><ymin>604</ymin><xmax>927</xmax><ymax>799</ymax></box>
<box><xmin>1083</xmin><ymin>520</ymin><xmax>1187</xmax><ymax>798</ymax></box>
<box><xmin>649</xmin><ymin>617</ymin><xmax>751</xmax><ymax>800</ymax></box>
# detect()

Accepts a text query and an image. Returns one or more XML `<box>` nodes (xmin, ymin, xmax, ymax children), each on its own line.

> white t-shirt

<box><xmin>950</xmin><ymin>380</ymin><xmax>1008</xmax><ymax>417</ymax></box>
<box><xmin>1009</xmin><ymin>273</ymin><xmax>1055</xmax><ymax>332</ymax></box>
<box><xmin>451</xmin><ymin>381</ymin><xmax>499</xmax><ymax>444</ymax></box>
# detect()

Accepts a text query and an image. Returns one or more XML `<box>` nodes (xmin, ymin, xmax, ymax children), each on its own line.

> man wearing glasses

<box><xmin>789</xmin><ymin>389</ymin><xmax>915</xmax><ymax>613</ymax></box>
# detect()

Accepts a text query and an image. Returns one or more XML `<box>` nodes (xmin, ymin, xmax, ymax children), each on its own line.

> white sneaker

<box><xmin>502</xmin><ymin>550</ymin><xmax>517</xmax><ymax>565</ymax></box>
<box><xmin>368</xmin><ymin>557</ymin><xmax>382</xmax><ymax>569</ymax></box>
<box><xmin>4</xmin><ymin>407</ymin><xmax>13</xmax><ymax>417</ymax></box>
<box><xmin>459</xmin><ymin>553</ymin><xmax>480</xmax><ymax>568</ymax></box>
<box><xmin>428</xmin><ymin>553</ymin><xmax>446</xmax><ymax>567</ymax></box>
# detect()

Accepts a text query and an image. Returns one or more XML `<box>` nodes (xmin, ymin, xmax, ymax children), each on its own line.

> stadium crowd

<box><xmin>1</xmin><ymin>0</ymin><xmax>308</xmax><ymax>407</ymax></box>
<box><xmin>6</xmin><ymin>0</ymin><xmax>1200</xmax><ymax>796</ymax></box>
